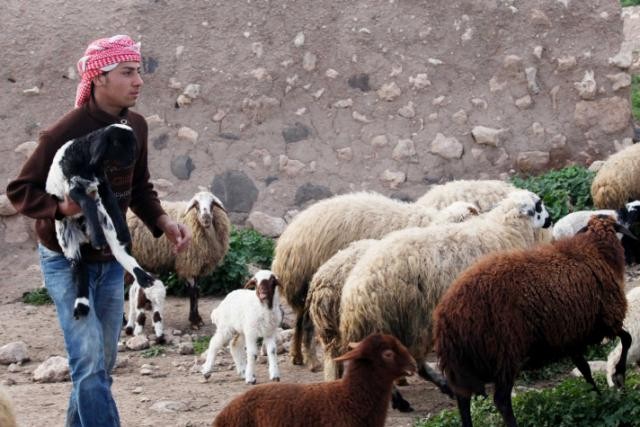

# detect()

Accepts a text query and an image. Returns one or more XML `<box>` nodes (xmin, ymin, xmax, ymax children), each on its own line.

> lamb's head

<box><xmin>184</xmin><ymin>191</ymin><xmax>226</xmax><ymax>228</ymax></box>
<box><xmin>244</xmin><ymin>270</ymin><xmax>279</xmax><ymax>309</ymax></box>
<box><xmin>334</xmin><ymin>333</ymin><xmax>417</xmax><ymax>380</ymax></box>
<box><xmin>497</xmin><ymin>190</ymin><xmax>551</xmax><ymax>229</ymax></box>
<box><xmin>89</xmin><ymin>124</ymin><xmax>137</xmax><ymax>168</ymax></box>
<box><xmin>618</xmin><ymin>200</ymin><xmax>640</xmax><ymax>229</ymax></box>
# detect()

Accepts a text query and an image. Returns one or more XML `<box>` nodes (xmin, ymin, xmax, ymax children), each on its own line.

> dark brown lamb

<box><xmin>211</xmin><ymin>333</ymin><xmax>417</xmax><ymax>427</ymax></box>
<box><xmin>433</xmin><ymin>215</ymin><xmax>632</xmax><ymax>427</ymax></box>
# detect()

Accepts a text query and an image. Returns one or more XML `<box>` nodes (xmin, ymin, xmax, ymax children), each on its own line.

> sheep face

<box><xmin>619</xmin><ymin>200</ymin><xmax>640</xmax><ymax>228</ymax></box>
<box><xmin>244</xmin><ymin>270</ymin><xmax>279</xmax><ymax>309</ymax></box>
<box><xmin>185</xmin><ymin>191</ymin><xmax>226</xmax><ymax>228</ymax></box>
<box><xmin>335</xmin><ymin>333</ymin><xmax>417</xmax><ymax>380</ymax></box>
<box><xmin>90</xmin><ymin>124</ymin><xmax>136</xmax><ymax>168</ymax></box>
<box><xmin>512</xmin><ymin>190</ymin><xmax>551</xmax><ymax>228</ymax></box>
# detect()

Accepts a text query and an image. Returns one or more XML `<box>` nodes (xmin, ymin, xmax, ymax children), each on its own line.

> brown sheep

<box><xmin>211</xmin><ymin>333</ymin><xmax>417</xmax><ymax>427</ymax></box>
<box><xmin>433</xmin><ymin>215</ymin><xmax>633</xmax><ymax>427</ymax></box>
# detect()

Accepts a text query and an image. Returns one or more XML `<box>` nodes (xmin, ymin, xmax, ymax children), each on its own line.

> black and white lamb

<box><xmin>45</xmin><ymin>124</ymin><xmax>160</xmax><ymax>318</ymax></box>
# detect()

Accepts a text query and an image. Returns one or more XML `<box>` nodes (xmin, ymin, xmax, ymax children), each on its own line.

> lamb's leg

<box><xmin>229</xmin><ymin>334</ymin><xmax>247</xmax><ymax>378</ymax></box>
<box><xmin>418</xmin><ymin>362</ymin><xmax>455</xmax><ymax>398</ymax></box>
<box><xmin>201</xmin><ymin>330</ymin><xmax>230</xmax><ymax>379</ymax></box>
<box><xmin>56</xmin><ymin>221</ymin><xmax>90</xmax><ymax>318</ymax></box>
<box><xmin>571</xmin><ymin>353</ymin><xmax>599</xmax><ymax>393</ymax></box>
<box><xmin>264</xmin><ymin>336</ymin><xmax>280</xmax><ymax>381</ymax></box>
<box><xmin>96</xmin><ymin>177</ymin><xmax>130</xmax><ymax>243</ymax></box>
<box><xmin>613</xmin><ymin>329</ymin><xmax>633</xmax><ymax>388</ymax></box>
<box><xmin>493</xmin><ymin>380</ymin><xmax>518</xmax><ymax>427</ymax></box>
<box><xmin>124</xmin><ymin>281</ymin><xmax>139</xmax><ymax>335</ymax></box>
<box><xmin>68</xmin><ymin>185</ymin><xmax>107</xmax><ymax>250</ymax></box>
<box><xmin>149</xmin><ymin>282</ymin><xmax>166</xmax><ymax>344</ymax></box>
<box><xmin>390</xmin><ymin>386</ymin><xmax>413</xmax><ymax>412</ymax></box>
<box><xmin>290</xmin><ymin>312</ymin><xmax>304</xmax><ymax>365</ymax></box>
<box><xmin>457</xmin><ymin>395</ymin><xmax>473</xmax><ymax>427</ymax></box>
<box><xmin>187</xmin><ymin>277</ymin><xmax>204</xmax><ymax>328</ymax></box>
<box><xmin>71</xmin><ymin>259</ymin><xmax>90</xmax><ymax>319</ymax></box>
<box><xmin>134</xmin><ymin>283</ymin><xmax>150</xmax><ymax>336</ymax></box>
<box><xmin>244</xmin><ymin>335</ymin><xmax>260</xmax><ymax>384</ymax></box>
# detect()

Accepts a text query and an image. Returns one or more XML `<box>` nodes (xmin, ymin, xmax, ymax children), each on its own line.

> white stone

<box><xmin>23</xmin><ymin>86</ymin><xmax>40</xmax><ymax>95</ymax></box>
<box><xmin>427</xmin><ymin>58</ymin><xmax>443</xmax><ymax>65</ymax></box>
<box><xmin>168</xmin><ymin>77</ymin><xmax>182</xmax><ymax>89</ymax></box>
<box><xmin>392</xmin><ymin>139</ymin><xmax>417</xmax><ymax>162</ymax></box>
<box><xmin>293</xmin><ymin>32</ymin><xmax>305</xmax><ymax>47</ymax></box>
<box><xmin>381</xmin><ymin>169</ymin><xmax>406</xmax><ymax>189</ymax></box>
<box><xmin>312</xmin><ymin>88</ymin><xmax>325</xmax><ymax>99</ymax></box>
<box><xmin>471</xmin><ymin>98</ymin><xmax>488</xmax><ymax>109</ymax></box>
<box><xmin>183</xmin><ymin>84</ymin><xmax>201</xmax><ymax>99</ymax></box>
<box><xmin>574</xmin><ymin>70</ymin><xmax>597</xmax><ymax>100</ymax></box>
<box><xmin>533</xmin><ymin>46</ymin><xmax>544</xmax><ymax>60</ymax></box>
<box><xmin>398</xmin><ymin>102</ymin><xmax>415</xmax><ymax>118</ymax></box>
<box><xmin>333</xmin><ymin>98</ymin><xmax>353</xmax><ymax>108</ymax></box>
<box><xmin>176</xmin><ymin>45</ymin><xmax>184</xmax><ymax>57</ymax></box>
<box><xmin>177</xmin><ymin>127</ymin><xmax>199</xmax><ymax>143</ymax></box>
<box><xmin>150</xmin><ymin>400</ymin><xmax>189</xmax><ymax>413</ymax></box>
<box><xmin>212</xmin><ymin>110</ymin><xmax>227</xmax><ymax>122</ymax></box>
<box><xmin>525</xmin><ymin>67</ymin><xmax>540</xmax><ymax>94</ymax></box>
<box><xmin>556</xmin><ymin>55</ymin><xmax>577</xmax><ymax>71</ymax></box>
<box><xmin>325</xmin><ymin>69</ymin><xmax>339</xmax><ymax>79</ymax></box>
<box><xmin>609</xmin><ymin>50</ymin><xmax>633</xmax><ymax>69</ymax></box>
<box><xmin>126</xmin><ymin>335</ymin><xmax>150</xmax><ymax>351</ymax></box>
<box><xmin>250</xmin><ymin>68</ymin><xmax>271</xmax><ymax>81</ymax></box>
<box><xmin>145</xmin><ymin>114</ymin><xmax>164</xmax><ymax>129</ymax></box>
<box><xmin>377</xmin><ymin>82</ymin><xmax>401</xmax><ymax>101</ymax></box>
<box><xmin>607</xmin><ymin>72</ymin><xmax>632</xmax><ymax>91</ymax></box>
<box><xmin>432</xmin><ymin>96</ymin><xmax>446</xmax><ymax>106</ymax></box>
<box><xmin>451</xmin><ymin>109</ymin><xmax>468</xmax><ymax>125</ymax></box>
<box><xmin>471</xmin><ymin>126</ymin><xmax>504</xmax><ymax>146</ymax></box>
<box><xmin>251</xmin><ymin>42</ymin><xmax>264</xmax><ymax>58</ymax></box>
<box><xmin>370</xmin><ymin>135</ymin><xmax>388</xmax><ymax>148</ymax></box>
<box><xmin>409</xmin><ymin>73</ymin><xmax>430</xmax><ymax>89</ymax></box>
<box><xmin>176</xmin><ymin>94</ymin><xmax>192</xmax><ymax>108</ymax></box>
<box><xmin>33</xmin><ymin>356</ymin><xmax>69</xmax><ymax>383</ymax></box>
<box><xmin>515</xmin><ymin>95</ymin><xmax>533</xmax><ymax>109</ymax></box>
<box><xmin>336</xmin><ymin>147</ymin><xmax>353</xmax><ymax>161</ymax></box>
<box><xmin>489</xmin><ymin>76</ymin><xmax>507</xmax><ymax>92</ymax></box>
<box><xmin>303</xmin><ymin>52</ymin><xmax>317</xmax><ymax>72</ymax></box>
<box><xmin>430</xmin><ymin>133</ymin><xmax>464</xmax><ymax>159</ymax></box>
<box><xmin>247</xmin><ymin>211</ymin><xmax>287</xmax><ymax>238</ymax></box>
<box><xmin>14</xmin><ymin>141</ymin><xmax>38</xmax><ymax>158</ymax></box>
<box><xmin>352</xmin><ymin>111</ymin><xmax>372</xmax><ymax>123</ymax></box>
<box><xmin>0</xmin><ymin>341</ymin><xmax>29</xmax><ymax>365</ymax></box>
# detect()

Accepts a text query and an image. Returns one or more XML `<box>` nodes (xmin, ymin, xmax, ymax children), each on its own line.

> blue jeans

<box><xmin>39</xmin><ymin>244</ymin><xmax>124</xmax><ymax>427</ymax></box>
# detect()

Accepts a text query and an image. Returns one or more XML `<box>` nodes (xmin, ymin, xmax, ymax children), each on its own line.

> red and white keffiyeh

<box><xmin>74</xmin><ymin>35</ymin><xmax>142</xmax><ymax>108</ymax></box>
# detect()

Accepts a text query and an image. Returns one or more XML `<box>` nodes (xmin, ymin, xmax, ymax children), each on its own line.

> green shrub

<box><xmin>511</xmin><ymin>166</ymin><xmax>595</xmax><ymax>222</ymax></box>
<box><xmin>162</xmin><ymin>226</ymin><xmax>275</xmax><ymax>297</ymax></box>
<box><xmin>416</xmin><ymin>371</ymin><xmax>640</xmax><ymax>427</ymax></box>
<box><xmin>22</xmin><ymin>288</ymin><xmax>53</xmax><ymax>305</ymax></box>
<box><xmin>622</xmin><ymin>0</ymin><xmax>640</xmax><ymax>7</ymax></box>
<box><xmin>632</xmin><ymin>74</ymin><xmax>640</xmax><ymax>122</ymax></box>
<box><xmin>141</xmin><ymin>345</ymin><xmax>165</xmax><ymax>358</ymax></box>
<box><xmin>192</xmin><ymin>336</ymin><xmax>211</xmax><ymax>355</ymax></box>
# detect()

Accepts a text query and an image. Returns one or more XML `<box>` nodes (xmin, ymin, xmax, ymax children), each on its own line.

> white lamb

<box><xmin>607</xmin><ymin>286</ymin><xmax>640</xmax><ymax>387</ymax></box>
<box><xmin>124</xmin><ymin>279</ymin><xmax>167</xmax><ymax>343</ymax></box>
<box><xmin>201</xmin><ymin>270</ymin><xmax>282</xmax><ymax>384</ymax></box>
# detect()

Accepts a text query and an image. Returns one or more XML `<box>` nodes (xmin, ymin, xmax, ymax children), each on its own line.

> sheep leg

<box><xmin>493</xmin><ymin>380</ymin><xmax>518</xmax><ymax>427</ymax></box>
<box><xmin>96</xmin><ymin>177</ymin><xmax>130</xmax><ymax>244</ymax></box>
<box><xmin>323</xmin><ymin>350</ymin><xmax>340</xmax><ymax>381</ymax></box>
<box><xmin>68</xmin><ymin>185</ymin><xmax>107</xmax><ymax>250</ymax></box>
<box><xmin>456</xmin><ymin>395</ymin><xmax>473</xmax><ymax>427</ymax></box>
<box><xmin>244</xmin><ymin>335</ymin><xmax>260</xmax><ymax>384</ymax></box>
<box><xmin>571</xmin><ymin>353</ymin><xmax>599</xmax><ymax>393</ymax></box>
<box><xmin>201</xmin><ymin>330</ymin><xmax>230</xmax><ymax>379</ymax></box>
<box><xmin>290</xmin><ymin>313</ymin><xmax>305</xmax><ymax>365</ymax></box>
<box><xmin>613</xmin><ymin>329</ymin><xmax>633</xmax><ymax>388</ymax></box>
<box><xmin>124</xmin><ymin>281</ymin><xmax>139</xmax><ymax>335</ymax></box>
<box><xmin>149</xmin><ymin>283</ymin><xmax>166</xmax><ymax>344</ymax></box>
<box><xmin>418</xmin><ymin>362</ymin><xmax>455</xmax><ymax>398</ymax></box>
<box><xmin>264</xmin><ymin>336</ymin><xmax>280</xmax><ymax>381</ymax></box>
<box><xmin>390</xmin><ymin>386</ymin><xmax>413</xmax><ymax>412</ymax></box>
<box><xmin>229</xmin><ymin>334</ymin><xmax>247</xmax><ymax>378</ymax></box>
<box><xmin>187</xmin><ymin>277</ymin><xmax>204</xmax><ymax>329</ymax></box>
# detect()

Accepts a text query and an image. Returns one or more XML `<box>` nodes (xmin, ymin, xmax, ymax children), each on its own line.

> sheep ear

<box><xmin>468</xmin><ymin>206</ymin><xmax>479</xmax><ymax>216</ymax></box>
<box><xmin>270</xmin><ymin>274</ymin><xmax>280</xmax><ymax>287</ymax></box>
<box><xmin>184</xmin><ymin>198</ymin><xmax>199</xmax><ymax>215</ymax></box>
<box><xmin>333</xmin><ymin>342</ymin><xmax>362</xmax><ymax>362</ymax></box>
<box><xmin>89</xmin><ymin>131</ymin><xmax>110</xmax><ymax>166</ymax></box>
<box><xmin>211</xmin><ymin>195</ymin><xmax>227</xmax><ymax>212</ymax></box>
<box><xmin>615</xmin><ymin>223</ymin><xmax>638</xmax><ymax>240</ymax></box>
<box><xmin>244</xmin><ymin>278</ymin><xmax>257</xmax><ymax>289</ymax></box>
<box><xmin>576</xmin><ymin>225</ymin><xmax>589</xmax><ymax>234</ymax></box>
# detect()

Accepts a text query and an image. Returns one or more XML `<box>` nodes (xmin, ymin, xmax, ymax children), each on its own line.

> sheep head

<box><xmin>334</xmin><ymin>333</ymin><xmax>417</xmax><ymax>380</ymax></box>
<box><xmin>89</xmin><ymin>124</ymin><xmax>136</xmax><ymax>168</ymax></box>
<box><xmin>618</xmin><ymin>200</ymin><xmax>640</xmax><ymax>229</ymax></box>
<box><xmin>184</xmin><ymin>191</ymin><xmax>226</xmax><ymax>228</ymax></box>
<box><xmin>500</xmin><ymin>190</ymin><xmax>551</xmax><ymax>229</ymax></box>
<box><xmin>244</xmin><ymin>270</ymin><xmax>279</xmax><ymax>309</ymax></box>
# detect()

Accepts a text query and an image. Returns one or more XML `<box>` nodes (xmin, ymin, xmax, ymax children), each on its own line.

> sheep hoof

<box><xmin>291</xmin><ymin>354</ymin><xmax>304</xmax><ymax>366</ymax></box>
<box><xmin>272</xmin><ymin>377</ymin><xmax>280</xmax><ymax>382</ymax></box>
<box><xmin>391</xmin><ymin>396</ymin><xmax>414</xmax><ymax>413</ymax></box>
<box><xmin>246</xmin><ymin>378</ymin><xmax>257</xmax><ymax>385</ymax></box>
<box><xmin>614</xmin><ymin>373</ymin><xmax>626</xmax><ymax>388</ymax></box>
<box><xmin>124</xmin><ymin>326</ymin><xmax>134</xmax><ymax>336</ymax></box>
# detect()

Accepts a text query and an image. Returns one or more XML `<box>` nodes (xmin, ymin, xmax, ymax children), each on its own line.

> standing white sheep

<box><xmin>126</xmin><ymin>191</ymin><xmax>230</xmax><ymax>329</ymax></box>
<box><xmin>339</xmin><ymin>190</ymin><xmax>551</xmax><ymax>410</ymax></box>
<box><xmin>607</xmin><ymin>286</ymin><xmax>640</xmax><ymax>387</ymax></box>
<box><xmin>416</xmin><ymin>179</ymin><xmax>516</xmax><ymax>212</ymax></box>
<box><xmin>272</xmin><ymin>191</ymin><xmax>479</xmax><ymax>367</ymax></box>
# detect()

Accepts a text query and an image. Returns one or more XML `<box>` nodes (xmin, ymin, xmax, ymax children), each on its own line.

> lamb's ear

<box><xmin>244</xmin><ymin>278</ymin><xmax>258</xmax><ymax>289</ymax></box>
<box><xmin>576</xmin><ymin>225</ymin><xmax>589</xmax><ymax>234</ymax></box>
<box><xmin>89</xmin><ymin>130</ymin><xmax>110</xmax><ymax>166</ymax></box>
<box><xmin>270</xmin><ymin>274</ymin><xmax>280</xmax><ymax>288</ymax></box>
<box><xmin>333</xmin><ymin>341</ymin><xmax>363</xmax><ymax>362</ymax></box>
<box><xmin>615</xmin><ymin>222</ymin><xmax>638</xmax><ymax>240</ymax></box>
<box><xmin>467</xmin><ymin>206</ymin><xmax>479</xmax><ymax>216</ymax></box>
<box><xmin>184</xmin><ymin>198</ymin><xmax>199</xmax><ymax>215</ymax></box>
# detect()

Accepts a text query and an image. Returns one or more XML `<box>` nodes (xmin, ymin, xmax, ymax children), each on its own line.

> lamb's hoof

<box><xmin>124</xmin><ymin>326</ymin><xmax>134</xmax><ymax>336</ymax></box>
<box><xmin>246</xmin><ymin>378</ymin><xmax>257</xmax><ymax>385</ymax></box>
<box><xmin>156</xmin><ymin>335</ymin><xmax>166</xmax><ymax>345</ymax></box>
<box><xmin>271</xmin><ymin>377</ymin><xmax>280</xmax><ymax>382</ymax></box>
<box><xmin>291</xmin><ymin>354</ymin><xmax>304</xmax><ymax>366</ymax></box>
<box><xmin>309</xmin><ymin>363</ymin><xmax>322</xmax><ymax>373</ymax></box>
<box><xmin>202</xmin><ymin>371</ymin><xmax>211</xmax><ymax>380</ymax></box>
<box><xmin>614</xmin><ymin>373</ymin><xmax>626</xmax><ymax>389</ymax></box>
<box><xmin>73</xmin><ymin>304</ymin><xmax>90</xmax><ymax>319</ymax></box>
<box><xmin>396</xmin><ymin>377</ymin><xmax>409</xmax><ymax>386</ymax></box>
<box><xmin>391</xmin><ymin>395</ymin><xmax>414</xmax><ymax>413</ymax></box>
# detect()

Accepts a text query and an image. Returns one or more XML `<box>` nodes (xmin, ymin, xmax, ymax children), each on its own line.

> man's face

<box><xmin>94</xmin><ymin>61</ymin><xmax>143</xmax><ymax>109</ymax></box>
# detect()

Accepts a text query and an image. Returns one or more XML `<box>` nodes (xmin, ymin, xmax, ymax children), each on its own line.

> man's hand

<box><xmin>58</xmin><ymin>194</ymin><xmax>82</xmax><ymax>217</ymax></box>
<box><xmin>157</xmin><ymin>214</ymin><xmax>191</xmax><ymax>254</ymax></box>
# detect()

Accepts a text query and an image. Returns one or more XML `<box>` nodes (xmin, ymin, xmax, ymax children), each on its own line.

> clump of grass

<box><xmin>141</xmin><ymin>345</ymin><xmax>166</xmax><ymax>358</ymax></box>
<box><xmin>192</xmin><ymin>336</ymin><xmax>211</xmax><ymax>355</ymax></box>
<box><xmin>22</xmin><ymin>288</ymin><xmax>53</xmax><ymax>305</ymax></box>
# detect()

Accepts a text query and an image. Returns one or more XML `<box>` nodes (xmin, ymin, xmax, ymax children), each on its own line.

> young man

<box><xmin>6</xmin><ymin>35</ymin><xmax>191</xmax><ymax>427</ymax></box>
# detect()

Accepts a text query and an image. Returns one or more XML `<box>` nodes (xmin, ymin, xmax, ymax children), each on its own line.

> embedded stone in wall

<box><xmin>153</xmin><ymin>133</ymin><xmax>169</xmax><ymax>150</ymax></box>
<box><xmin>381</xmin><ymin>169</ymin><xmax>406</xmax><ymax>189</ymax></box>
<box><xmin>392</xmin><ymin>139</ymin><xmax>417</xmax><ymax>162</ymax></box>
<box><xmin>397</xmin><ymin>102</ymin><xmax>415</xmax><ymax>118</ymax></box>
<box><xmin>556</xmin><ymin>55</ymin><xmax>577</xmax><ymax>72</ymax></box>
<box><xmin>515</xmin><ymin>95</ymin><xmax>533</xmax><ymax>109</ymax></box>
<box><xmin>471</xmin><ymin>126</ymin><xmax>505</xmax><ymax>146</ymax></box>
<box><xmin>574</xmin><ymin>96</ymin><xmax>631</xmax><ymax>136</ymax></box>
<box><xmin>607</xmin><ymin>72</ymin><xmax>631</xmax><ymax>91</ymax></box>
<box><xmin>530</xmin><ymin>9</ymin><xmax>552</xmax><ymax>28</ymax></box>
<box><xmin>348</xmin><ymin>73</ymin><xmax>371</xmax><ymax>92</ymax></box>
<box><xmin>336</xmin><ymin>147</ymin><xmax>353</xmax><ymax>161</ymax></box>
<box><xmin>211</xmin><ymin>170</ymin><xmax>259</xmax><ymax>213</ymax></box>
<box><xmin>516</xmin><ymin>151</ymin><xmax>550</xmax><ymax>173</ymax></box>
<box><xmin>279</xmin><ymin>156</ymin><xmax>306</xmax><ymax>177</ymax></box>
<box><xmin>247</xmin><ymin>211</ymin><xmax>286</xmax><ymax>237</ymax></box>
<box><xmin>282</xmin><ymin>122</ymin><xmax>311</xmax><ymax>143</ymax></box>
<box><xmin>177</xmin><ymin>127</ymin><xmax>198</xmax><ymax>143</ymax></box>
<box><xmin>409</xmin><ymin>73</ymin><xmax>430</xmax><ymax>89</ymax></box>
<box><xmin>170</xmin><ymin>155</ymin><xmax>195</xmax><ymax>180</ymax></box>
<box><xmin>294</xmin><ymin>183</ymin><xmax>333</xmax><ymax>206</ymax></box>
<box><xmin>143</xmin><ymin>56</ymin><xmax>159</xmax><ymax>74</ymax></box>
<box><xmin>430</xmin><ymin>133</ymin><xmax>463</xmax><ymax>159</ymax></box>
<box><xmin>370</xmin><ymin>134</ymin><xmax>388</xmax><ymax>148</ymax></box>
<box><xmin>574</xmin><ymin>70</ymin><xmax>597</xmax><ymax>100</ymax></box>
<box><xmin>451</xmin><ymin>110</ymin><xmax>468</xmax><ymax>125</ymax></box>
<box><xmin>303</xmin><ymin>52</ymin><xmax>317</xmax><ymax>71</ymax></box>
<box><xmin>525</xmin><ymin>67</ymin><xmax>540</xmax><ymax>94</ymax></box>
<box><xmin>377</xmin><ymin>82</ymin><xmax>401</xmax><ymax>101</ymax></box>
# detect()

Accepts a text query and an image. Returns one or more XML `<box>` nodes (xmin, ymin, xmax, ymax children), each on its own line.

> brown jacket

<box><xmin>6</xmin><ymin>98</ymin><xmax>166</xmax><ymax>262</ymax></box>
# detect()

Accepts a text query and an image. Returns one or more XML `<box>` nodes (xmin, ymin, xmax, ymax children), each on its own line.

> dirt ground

<box><xmin>0</xmin><ymin>255</ymin><xmax>456</xmax><ymax>427</ymax></box>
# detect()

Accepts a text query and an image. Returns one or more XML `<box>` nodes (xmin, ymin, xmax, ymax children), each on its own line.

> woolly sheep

<box><xmin>126</xmin><ymin>191</ymin><xmax>230</xmax><ymax>329</ymax></box>
<box><xmin>416</xmin><ymin>179</ymin><xmax>517</xmax><ymax>212</ymax></box>
<box><xmin>433</xmin><ymin>215</ymin><xmax>633</xmax><ymax>427</ymax></box>
<box><xmin>591</xmin><ymin>143</ymin><xmax>640</xmax><ymax>209</ymax></box>
<box><xmin>201</xmin><ymin>270</ymin><xmax>282</xmax><ymax>384</ymax></box>
<box><xmin>339</xmin><ymin>190</ymin><xmax>551</xmax><ymax>410</ymax></box>
<box><xmin>46</xmin><ymin>124</ymin><xmax>160</xmax><ymax>318</ymax></box>
<box><xmin>0</xmin><ymin>387</ymin><xmax>16</xmax><ymax>427</ymax></box>
<box><xmin>304</xmin><ymin>238</ymin><xmax>377</xmax><ymax>378</ymax></box>
<box><xmin>212</xmin><ymin>333</ymin><xmax>417</xmax><ymax>427</ymax></box>
<box><xmin>607</xmin><ymin>286</ymin><xmax>640</xmax><ymax>387</ymax></box>
<box><xmin>272</xmin><ymin>191</ymin><xmax>479</xmax><ymax>367</ymax></box>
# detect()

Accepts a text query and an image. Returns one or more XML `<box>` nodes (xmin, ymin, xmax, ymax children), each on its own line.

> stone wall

<box><xmin>0</xmin><ymin>0</ymin><xmax>634</xmax><ymax>243</ymax></box>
